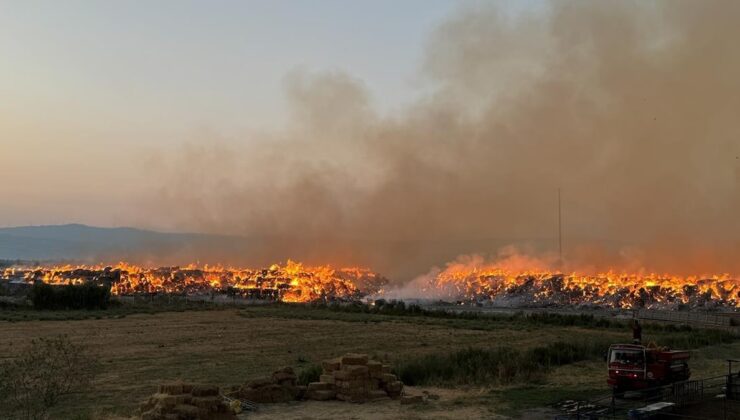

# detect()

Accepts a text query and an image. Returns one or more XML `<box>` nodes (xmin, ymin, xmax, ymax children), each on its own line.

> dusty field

<box><xmin>0</xmin><ymin>306</ymin><xmax>737</xmax><ymax>419</ymax></box>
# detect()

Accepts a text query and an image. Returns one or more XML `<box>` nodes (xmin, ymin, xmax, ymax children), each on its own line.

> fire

<box><xmin>1</xmin><ymin>261</ymin><xmax>387</xmax><ymax>303</ymax></box>
<box><xmin>426</xmin><ymin>266</ymin><xmax>739</xmax><ymax>309</ymax></box>
<box><xmin>3</xmin><ymin>259</ymin><xmax>738</xmax><ymax>309</ymax></box>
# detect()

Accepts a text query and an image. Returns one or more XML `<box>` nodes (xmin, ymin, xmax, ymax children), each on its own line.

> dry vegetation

<box><xmin>0</xmin><ymin>305</ymin><xmax>737</xmax><ymax>419</ymax></box>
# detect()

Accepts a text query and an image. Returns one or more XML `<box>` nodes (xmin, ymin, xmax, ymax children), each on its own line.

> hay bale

<box><xmin>295</xmin><ymin>385</ymin><xmax>307</xmax><ymax>400</ymax></box>
<box><xmin>276</xmin><ymin>379</ymin><xmax>295</xmax><ymax>388</ymax></box>
<box><xmin>385</xmin><ymin>381</ymin><xmax>403</xmax><ymax>393</ymax></box>
<box><xmin>169</xmin><ymin>394</ymin><xmax>191</xmax><ymax>405</ymax></box>
<box><xmin>319</xmin><ymin>374</ymin><xmax>335</xmax><ymax>384</ymax></box>
<box><xmin>151</xmin><ymin>393</ymin><xmax>178</xmax><ymax>408</ymax></box>
<box><xmin>140</xmin><ymin>410</ymin><xmax>159</xmax><ymax>420</ymax></box>
<box><xmin>272</xmin><ymin>367</ymin><xmax>297</xmax><ymax>387</ymax></box>
<box><xmin>191</xmin><ymin>396</ymin><xmax>220</xmax><ymax>410</ymax></box>
<box><xmin>236</xmin><ymin>388</ymin><xmax>260</xmax><ymax>402</ymax></box>
<box><xmin>379</xmin><ymin>373</ymin><xmax>397</xmax><ymax>384</ymax></box>
<box><xmin>158</xmin><ymin>382</ymin><xmax>186</xmax><ymax>395</ymax></box>
<box><xmin>246</xmin><ymin>377</ymin><xmax>274</xmax><ymax>389</ymax></box>
<box><xmin>274</xmin><ymin>366</ymin><xmax>295</xmax><ymax>375</ymax></box>
<box><xmin>307</xmin><ymin>389</ymin><xmax>336</xmax><ymax>401</ymax></box>
<box><xmin>333</xmin><ymin>370</ymin><xmax>353</xmax><ymax>381</ymax></box>
<box><xmin>341</xmin><ymin>353</ymin><xmax>369</xmax><ymax>366</ymax></box>
<box><xmin>272</xmin><ymin>371</ymin><xmax>296</xmax><ymax>384</ymax></box>
<box><xmin>190</xmin><ymin>385</ymin><xmax>219</xmax><ymax>397</ymax></box>
<box><xmin>282</xmin><ymin>384</ymin><xmax>301</xmax><ymax>399</ymax></box>
<box><xmin>368</xmin><ymin>389</ymin><xmax>390</xmax><ymax>401</ymax></box>
<box><xmin>366</xmin><ymin>360</ymin><xmax>382</xmax><ymax>375</ymax></box>
<box><xmin>173</xmin><ymin>403</ymin><xmax>200</xmax><ymax>416</ymax></box>
<box><xmin>307</xmin><ymin>382</ymin><xmax>334</xmax><ymax>392</ymax></box>
<box><xmin>252</xmin><ymin>384</ymin><xmax>293</xmax><ymax>403</ymax></box>
<box><xmin>335</xmin><ymin>379</ymin><xmax>365</xmax><ymax>390</ymax></box>
<box><xmin>342</xmin><ymin>365</ymin><xmax>369</xmax><ymax>377</ymax></box>
<box><xmin>141</xmin><ymin>396</ymin><xmax>157</xmax><ymax>411</ymax></box>
<box><xmin>322</xmin><ymin>358</ymin><xmax>341</xmax><ymax>372</ymax></box>
<box><xmin>138</xmin><ymin>383</ymin><xmax>236</xmax><ymax>420</ymax></box>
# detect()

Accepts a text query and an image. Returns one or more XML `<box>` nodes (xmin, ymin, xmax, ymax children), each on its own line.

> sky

<box><xmin>1</xmin><ymin>1</ymin><xmax>738</xmax><ymax>275</ymax></box>
<box><xmin>0</xmin><ymin>0</ymin><xmax>466</xmax><ymax>226</ymax></box>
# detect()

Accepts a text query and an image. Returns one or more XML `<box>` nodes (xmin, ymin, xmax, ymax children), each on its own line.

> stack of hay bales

<box><xmin>138</xmin><ymin>382</ymin><xmax>236</xmax><ymax>420</ymax></box>
<box><xmin>307</xmin><ymin>353</ymin><xmax>403</xmax><ymax>403</ymax></box>
<box><xmin>231</xmin><ymin>366</ymin><xmax>305</xmax><ymax>403</ymax></box>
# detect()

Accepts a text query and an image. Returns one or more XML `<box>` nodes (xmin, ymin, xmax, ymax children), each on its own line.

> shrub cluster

<box><xmin>30</xmin><ymin>282</ymin><xmax>111</xmax><ymax>310</ymax></box>
<box><xmin>309</xmin><ymin>300</ymin><xmax>722</xmax><ymax>334</ymax></box>
<box><xmin>297</xmin><ymin>364</ymin><xmax>323</xmax><ymax>386</ymax></box>
<box><xmin>658</xmin><ymin>329</ymin><xmax>735</xmax><ymax>349</ymax></box>
<box><xmin>0</xmin><ymin>335</ymin><xmax>98</xmax><ymax>419</ymax></box>
<box><xmin>395</xmin><ymin>340</ymin><xmax>611</xmax><ymax>386</ymax></box>
<box><xmin>394</xmin><ymin>328</ymin><xmax>736</xmax><ymax>387</ymax></box>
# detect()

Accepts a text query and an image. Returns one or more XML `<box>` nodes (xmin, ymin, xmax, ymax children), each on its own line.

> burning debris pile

<box><xmin>0</xmin><ymin>261</ymin><xmax>387</xmax><ymax>303</ymax></box>
<box><xmin>3</xmin><ymin>258</ymin><xmax>739</xmax><ymax>309</ymax></box>
<box><xmin>423</xmin><ymin>267</ymin><xmax>740</xmax><ymax>309</ymax></box>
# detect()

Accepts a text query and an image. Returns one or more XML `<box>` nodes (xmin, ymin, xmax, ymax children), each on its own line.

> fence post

<box><xmin>611</xmin><ymin>392</ymin><xmax>615</xmax><ymax>415</ymax></box>
<box><xmin>728</xmin><ymin>360</ymin><xmax>735</xmax><ymax>400</ymax></box>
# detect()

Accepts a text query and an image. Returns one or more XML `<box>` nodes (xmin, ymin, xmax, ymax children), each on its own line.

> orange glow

<box><xmin>426</xmin><ymin>266</ymin><xmax>739</xmax><ymax>308</ymax></box>
<box><xmin>3</xmin><ymin>261</ymin><xmax>738</xmax><ymax>308</ymax></box>
<box><xmin>1</xmin><ymin>260</ymin><xmax>385</xmax><ymax>303</ymax></box>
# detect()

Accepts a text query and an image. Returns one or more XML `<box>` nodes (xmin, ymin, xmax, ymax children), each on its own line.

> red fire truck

<box><xmin>607</xmin><ymin>344</ymin><xmax>691</xmax><ymax>392</ymax></box>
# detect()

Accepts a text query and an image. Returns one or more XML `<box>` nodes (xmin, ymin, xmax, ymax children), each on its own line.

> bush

<box><xmin>658</xmin><ymin>329</ymin><xmax>735</xmax><ymax>349</ymax></box>
<box><xmin>30</xmin><ymin>282</ymin><xmax>111</xmax><ymax>310</ymax></box>
<box><xmin>395</xmin><ymin>339</ymin><xmax>612</xmax><ymax>386</ymax></box>
<box><xmin>297</xmin><ymin>364</ymin><xmax>322</xmax><ymax>385</ymax></box>
<box><xmin>0</xmin><ymin>335</ymin><xmax>98</xmax><ymax>419</ymax></box>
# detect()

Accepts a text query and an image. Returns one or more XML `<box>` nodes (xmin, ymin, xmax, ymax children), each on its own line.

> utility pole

<box><xmin>558</xmin><ymin>188</ymin><xmax>563</xmax><ymax>268</ymax></box>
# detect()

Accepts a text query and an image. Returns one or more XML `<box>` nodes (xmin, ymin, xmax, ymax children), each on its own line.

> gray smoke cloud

<box><xmin>143</xmin><ymin>0</ymin><xmax>740</xmax><ymax>279</ymax></box>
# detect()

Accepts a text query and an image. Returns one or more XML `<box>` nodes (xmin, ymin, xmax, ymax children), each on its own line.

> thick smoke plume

<box><xmin>145</xmin><ymin>0</ymin><xmax>740</xmax><ymax>279</ymax></box>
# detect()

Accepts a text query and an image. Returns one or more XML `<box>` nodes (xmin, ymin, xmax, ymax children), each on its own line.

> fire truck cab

<box><xmin>607</xmin><ymin>344</ymin><xmax>690</xmax><ymax>392</ymax></box>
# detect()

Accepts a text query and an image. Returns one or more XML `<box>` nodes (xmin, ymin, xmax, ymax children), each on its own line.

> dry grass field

<box><xmin>1</xmin><ymin>305</ymin><xmax>737</xmax><ymax>419</ymax></box>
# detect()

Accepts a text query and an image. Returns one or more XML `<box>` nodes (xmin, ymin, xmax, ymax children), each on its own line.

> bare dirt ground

<box><xmin>245</xmin><ymin>387</ymin><xmax>496</xmax><ymax>420</ymax></box>
<box><xmin>243</xmin><ymin>385</ymin><xmax>561</xmax><ymax>419</ymax></box>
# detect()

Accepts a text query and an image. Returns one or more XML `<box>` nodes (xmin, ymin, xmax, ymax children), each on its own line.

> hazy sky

<box><xmin>2</xmin><ymin>1</ymin><xmax>739</xmax><ymax>275</ymax></box>
<box><xmin>0</xmin><ymin>0</ymin><xmax>481</xmax><ymax>227</ymax></box>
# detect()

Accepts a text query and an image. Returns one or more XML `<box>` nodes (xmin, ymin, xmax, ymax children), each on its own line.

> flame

<box><xmin>424</xmin><ymin>264</ymin><xmax>739</xmax><ymax>308</ymax></box>
<box><xmin>1</xmin><ymin>260</ymin><xmax>386</xmax><ymax>303</ymax></box>
<box><xmin>3</xmin><ymin>259</ymin><xmax>738</xmax><ymax>308</ymax></box>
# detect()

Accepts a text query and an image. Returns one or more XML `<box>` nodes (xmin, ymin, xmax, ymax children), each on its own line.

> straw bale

<box><xmin>340</xmin><ymin>353</ymin><xmax>369</xmax><ymax>365</ymax></box>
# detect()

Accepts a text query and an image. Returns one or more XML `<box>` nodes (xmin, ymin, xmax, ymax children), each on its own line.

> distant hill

<box><xmin>0</xmin><ymin>224</ymin><xmax>578</xmax><ymax>280</ymax></box>
<box><xmin>0</xmin><ymin>224</ymin><xmax>250</xmax><ymax>264</ymax></box>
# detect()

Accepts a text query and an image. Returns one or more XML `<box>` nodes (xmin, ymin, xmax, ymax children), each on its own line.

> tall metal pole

<box><xmin>558</xmin><ymin>188</ymin><xmax>563</xmax><ymax>268</ymax></box>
